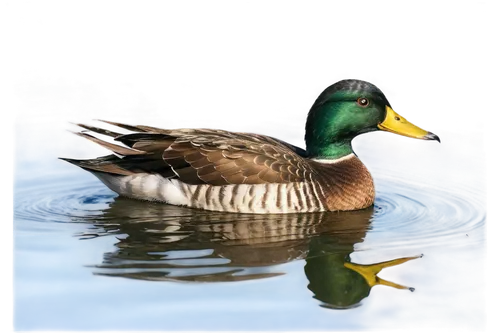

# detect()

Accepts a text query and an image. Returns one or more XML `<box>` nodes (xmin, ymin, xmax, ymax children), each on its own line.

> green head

<box><xmin>305</xmin><ymin>79</ymin><xmax>439</xmax><ymax>159</ymax></box>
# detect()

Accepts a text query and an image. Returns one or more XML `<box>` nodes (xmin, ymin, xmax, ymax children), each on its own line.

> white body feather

<box><xmin>94</xmin><ymin>173</ymin><xmax>326</xmax><ymax>214</ymax></box>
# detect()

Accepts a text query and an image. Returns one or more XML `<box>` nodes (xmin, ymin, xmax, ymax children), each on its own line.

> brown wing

<box><xmin>159</xmin><ymin>134</ymin><xmax>313</xmax><ymax>185</ymax></box>
<box><xmin>68</xmin><ymin>121</ymin><xmax>314</xmax><ymax>185</ymax></box>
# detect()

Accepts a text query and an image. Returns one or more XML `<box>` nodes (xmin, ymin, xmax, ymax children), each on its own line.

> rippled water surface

<box><xmin>14</xmin><ymin>132</ymin><xmax>485</xmax><ymax>331</ymax></box>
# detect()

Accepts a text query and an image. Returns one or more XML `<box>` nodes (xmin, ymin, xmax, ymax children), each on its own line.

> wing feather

<box><xmin>69</xmin><ymin>120</ymin><xmax>314</xmax><ymax>185</ymax></box>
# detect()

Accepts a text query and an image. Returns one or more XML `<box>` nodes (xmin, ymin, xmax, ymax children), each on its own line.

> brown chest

<box><xmin>311</xmin><ymin>156</ymin><xmax>375</xmax><ymax>211</ymax></box>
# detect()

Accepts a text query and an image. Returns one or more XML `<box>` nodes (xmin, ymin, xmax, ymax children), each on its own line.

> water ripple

<box><xmin>365</xmin><ymin>175</ymin><xmax>485</xmax><ymax>249</ymax></box>
<box><xmin>14</xmin><ymin>176</ymin><xmax>116</xmax><ymax>223</ymax></box>
<box><xmin>13</xmin><ymin>169</ymin><xmax>486</xmax><ymax>241</ymax></box>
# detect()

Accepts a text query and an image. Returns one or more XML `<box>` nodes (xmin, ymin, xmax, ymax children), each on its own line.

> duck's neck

<box><xmin>306</xmin><ymin>140</ymin><xmax>353</xmax><ymax>160</ymax></box>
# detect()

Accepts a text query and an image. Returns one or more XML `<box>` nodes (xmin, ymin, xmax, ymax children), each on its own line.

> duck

<box><xmin>61</xmin><ymin>79</ymin><xmax>439</xmax><ymax>214</ymax></box>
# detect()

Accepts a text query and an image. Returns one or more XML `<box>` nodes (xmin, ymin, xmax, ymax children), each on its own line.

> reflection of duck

<box><xmin>62</xmin><ymin>79</ymin><xmax>439</xmax><ymax>213</ymax></box>
<box><xmin>84</xmin><ymin>197</ymin><xmax>420</xmax><ymax>308</ymax></box>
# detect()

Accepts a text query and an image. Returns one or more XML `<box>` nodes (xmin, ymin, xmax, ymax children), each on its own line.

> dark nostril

<box><xmin>394</xmin><ymin>116</ymin><xmax>400</xmax><ymax>121</ymax></box>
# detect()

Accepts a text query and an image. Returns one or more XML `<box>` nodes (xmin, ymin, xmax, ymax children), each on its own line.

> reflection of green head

<box><xmin>305</xmin><ymin>236</ymin><xmax>370</xmax><ymax>309</ymax></box>
<box><xmin>305</xmin><ymin>235</ymin><xmax>420</xmax><ymax>309</ymax></box>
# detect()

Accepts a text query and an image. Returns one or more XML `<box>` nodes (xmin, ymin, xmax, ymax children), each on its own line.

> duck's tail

<box><xmin>61</xmin><ymin>118</ymin><xmax>153</xmax><ymax>160</ymax></box>
<box><xmin>59</xmin><ymin>120</ymin><xmax>167</xmax><ymax>176</ymax></box>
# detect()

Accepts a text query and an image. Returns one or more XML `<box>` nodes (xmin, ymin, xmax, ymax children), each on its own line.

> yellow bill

<box><xmin>344</xmin><ymin>254</ymin><xmax>422</xmax><ymax>291</ymax></box>
<box><xmin>377</xmin><ymin>106</ymin><xmax>440</xmax><ymax>142</ymax></box>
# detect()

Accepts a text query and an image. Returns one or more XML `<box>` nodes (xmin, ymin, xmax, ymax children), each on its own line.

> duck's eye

<box><xmin>357</xmin><ymin>97</ymin><xmax>369</xmax><ymax>107</ymax></box>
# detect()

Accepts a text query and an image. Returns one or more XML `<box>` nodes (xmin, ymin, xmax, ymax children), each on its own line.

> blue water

<box><xmin>14</xmin><ymin>132</ymin><xmax>485</xmax><ymax>331</ymax></box>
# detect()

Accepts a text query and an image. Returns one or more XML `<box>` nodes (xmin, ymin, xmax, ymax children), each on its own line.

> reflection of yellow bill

<box><xmin>345</xmin><ymin>254</ymin><xmax>423</xmax><ymax>290</ymax></box>
<box><xmin>378</xmin><ymin>106</ymin><xmax>440</xmax><ymax>142</ymax></box>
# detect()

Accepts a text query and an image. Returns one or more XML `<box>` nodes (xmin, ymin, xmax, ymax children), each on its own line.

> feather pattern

<box><xmin>61</xmin><ymin>120</ymin><xmax>375</xmax><ymax>213</ymax></box>
<box><xmin>85</xmin><ymin>121</ymin><xmax>316</xmax><ymax>186</ymax></box>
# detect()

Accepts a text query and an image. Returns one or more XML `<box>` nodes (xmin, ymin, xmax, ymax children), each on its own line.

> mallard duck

<box><xmin>61</xmin><ymin>79</ymin><xmax>439</xmax><ymax>214</ymax></box>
